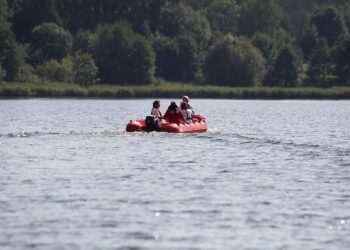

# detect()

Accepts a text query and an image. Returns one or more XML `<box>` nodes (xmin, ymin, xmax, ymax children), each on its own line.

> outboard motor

<box><xmin>145</xmin><ymin>116</ymin><xmax>161</xmax><ymax>132</ymax></box>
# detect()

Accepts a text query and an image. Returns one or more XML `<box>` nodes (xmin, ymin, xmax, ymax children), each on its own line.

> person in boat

<box><xmin>151</xmin><ymin>100</ymin><xmax>162</xmax><ymax>118</ymax></box>
<box><xmin>180</xmin><ymin>102</ymin><xmax>193</xmax><ymax>123</ymax></box>
<box><xmin>182</xmin><ymin>96</ymin><xmax>195</xmax><ymax>114</ymax></box>
<box><xmin>163</xmin><ymin>101</ymin><xmax>187</xmax><ymax>123</ymax></box>
<box><xmin>145</xmin><ymin>100</ymin><xmax>162</xmax><ymax>132</ymax></box>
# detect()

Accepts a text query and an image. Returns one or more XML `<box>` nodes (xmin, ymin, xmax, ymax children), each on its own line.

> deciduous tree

<box><xmin>307</xmin><ymin>38</ymin><xmax>332</xmax><ymax>87</ymax></box>
<box><xmin>0</xmin><ymin>63</ymin><xmax>6</xmax><ymax>82</ymax></box>
<box><xmin>203</xmin><ymin>35</ymin><xmax>266</xmax><ymax>86</ymax></box>
<box><xmin>238</xmin><ymin>0</ymin><xmax>283</xmax><ymax>37</ymax></box>
<box><xmin>13</xmin><ymin>0</ymin><xmax>61</xmax><ymax>42</ymax></box>
<box><xmin>252</xmin><ymin>32</ymin><xmax>280</xmax><ymax>65</ymax></box>
<box><xmin>153</xmin><ymin>37</ymin><xmax>179</xmax><ymax>81</ymax></box>
<box><xmin>265</xmin><ymin>46</ymin><xmax>302</xmax><ymax>87</ymax></box>
<box><xmin>153</xmin><ymin>35</ymin><xmax>200</xmax><ymax>82</ymax></box>
<box><xmin>335</xmin><ymin>38</ymin><xmax>350</xmax><ymax>85</ymax></box>
<box><xmin>311</xmin><ymin>7</ymin><xmax>348</xmax><ymax>47</ymax></box>
<box><xmin>205</xmin><ymin>0</ymin><xmax>240</xmax><ymax>35</ymax></box>
<box><xmin>176</xmin><ymin>36</ymin><xmax>200</xmax><ymax>82</ymax></box>
<box><xmin>0</xmin><ymin>22</ymin><xmax>23</xmax><ymax>81</ymax></box>
<box><xmin>71</xmin><ymin>53</ymin><xmax>99</xmax><ymax>86</ymax></box>
<box><xmin>0</xmin><ymin>0</ymin><xmax>9</xmax><ymax>23</ymax></box>
<box><xmin>30</xmin><ymin>23</ymin><xmax>73</xmax><ymax>64</ymax></box>
<box><xmin>92</xmin><ymin>22</ymin><xmax>155</xmax><ymax>85</ymax></box>
<box><xmin>129</xmin><ymin>38</ymin><xmax>156</xmax><ymax>85</ymax></box>
<box><xmin>161</xmin><ymin>3</ymin><xmax>211</xmax><ymax>45</ymax></box>
<box><xmin>73</xmin><ymin>29</ymin><xmax>95</xmax><ymax>53</ymax></box>
<box><xmin>36</xmin><ymin>59</ymin><xmax>72</xmax><ymax>83</ymax></box>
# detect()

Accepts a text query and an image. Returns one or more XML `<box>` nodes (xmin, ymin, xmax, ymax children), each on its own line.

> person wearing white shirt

<box><xmin>182</xmin><ymin>96</ymin><xmax>195</xmax><ymax>114</ymax></box>
<box><xmin>180</xmin><ymin>102</ymin><xmax>193</xmax><ymax>123</ymax></box>
<box><xmin>151</xmin><ymin>100</ymin><xmax>162</xmax><ymax>118</ymax></box>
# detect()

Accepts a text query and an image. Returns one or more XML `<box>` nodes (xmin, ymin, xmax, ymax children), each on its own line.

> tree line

<box><xmin>0</xmin><ymin>0</ymin><xmax>350</xmax><ymax>87</ymax></box>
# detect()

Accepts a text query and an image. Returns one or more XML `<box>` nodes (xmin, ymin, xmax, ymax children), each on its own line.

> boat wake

<box><xmin>0</xmin><ymin>128</ymin><xmax>342</xmax><ymax>154</ymax></box>
<box><xmin>0</xmin><ymin>129</ymin><xmax>174</xmax><ymax>139</ymax></box>
<box><xmin>1</xmin><ymin>129</ymin><xmax>348</xmax><ymax>162</ymax></box>
<box><xmin>196</xmin><ymin>128</ymin><xmax>326</xmax><ymax>152</ymax></box>
<box><xmin>0</xmin><ymin>130</ymin><xmax>125</xmax><ymax>138</ymax></box>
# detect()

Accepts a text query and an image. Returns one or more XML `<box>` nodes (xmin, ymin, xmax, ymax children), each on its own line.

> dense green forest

<box><xmin>1</xmin><ymin>0</ymin><xmax>350</xmax><ymax>88</ymax></box>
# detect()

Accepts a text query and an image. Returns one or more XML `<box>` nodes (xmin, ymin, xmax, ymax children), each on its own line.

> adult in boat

<box><xmin>151</xmin><ymin>100</ymin><xmax>162</xmax><ymax>118</ymax></box>
<box><xmin>163</xmin><ymin>101</ymin><xmax>187</xmax><ymax>124</ymax></box>
<box><xmin>147</xmin><ymin>100</ymin><xmax>164</xmax><ymax>131</ymax></box>
<box><xmin>182</xmin><ymin>96</ymin><xmax>194</xmax><ymax>114</ymax></box>
<box><xmin>180</xmin><ymin>102</ymin><xmax>193</xmax><ymax>123</ymax></box>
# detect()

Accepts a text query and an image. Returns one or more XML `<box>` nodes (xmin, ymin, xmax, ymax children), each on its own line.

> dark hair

<box><xmin>153</xmin><ymin>100</ymin><xmax>160</xmax><ymax>107</ymax></box>
<box><xmin>168</xmin><ymin>101</ymin><xmax>178</xmax><ymax>111</ymax></box>
<box><xmin>181</xmin><ymin>102</ymin><xmax>188</xmax><ymax>109</ymax></box>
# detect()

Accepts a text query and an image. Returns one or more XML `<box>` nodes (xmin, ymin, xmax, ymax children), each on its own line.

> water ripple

<box><xmin>1</xmin><ymin>99</ymin><xmax>350</xmax><ymax>250</ymax></box>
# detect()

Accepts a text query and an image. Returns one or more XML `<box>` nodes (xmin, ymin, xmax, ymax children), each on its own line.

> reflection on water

<box><xmin>0</xmin><ymin>99</ymin><xmax>350</xmax><ymax>249</ymax></box>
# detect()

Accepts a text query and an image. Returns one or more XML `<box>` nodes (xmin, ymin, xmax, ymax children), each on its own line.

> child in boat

<box><xmin>163</xmin><ymin>101</ymin><xmax>187</xmax><ymax>123</ymax></box>
<box><xmin>180</xmin><ymin>102</ymin><xmax>193</xmax><ymax>123</ymax></box>
<box><xmin>151</xmin><ymin>100</ymin><xmax>162</xmax><ymax>118</ymax></box>
<box><xmin>182</xmin><ymin>96</ymin><xmax>195</xmax><ymax>114</ymax></box>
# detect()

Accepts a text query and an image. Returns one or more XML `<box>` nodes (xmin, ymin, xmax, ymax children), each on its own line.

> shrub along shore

<box><xmin>1</xmin><ymin>82</ymin><xmax>350</xmax><ymax>99</ymax></box>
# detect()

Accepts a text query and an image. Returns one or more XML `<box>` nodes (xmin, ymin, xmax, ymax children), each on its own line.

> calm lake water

<box><xmin>1</xmin><ymin>98</ymin><xmax>350</xmax><ymax>250</ymax></box>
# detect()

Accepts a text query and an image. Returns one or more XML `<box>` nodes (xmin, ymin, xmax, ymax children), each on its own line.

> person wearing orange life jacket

<box><xmin>180</xmin><ymin>102</ymin><xmax>193</xmax><ymax>123</ymax></box>
<box><xmin>163</xmin><ymin>101</ymin><xmax>187</xmax><ymax>124</ymax></box>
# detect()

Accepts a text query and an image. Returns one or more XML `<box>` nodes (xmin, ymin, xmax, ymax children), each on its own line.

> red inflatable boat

<box><xmin>126</xmin><ymin>115</ymin><xmax>207</xmax><ymax>133</ymax></box>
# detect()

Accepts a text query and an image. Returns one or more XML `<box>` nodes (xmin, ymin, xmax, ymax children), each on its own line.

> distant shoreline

<box><xmin>1</xmin><ymin>82</ymin><xmax>350</xmax><ymax>99</ymax></box>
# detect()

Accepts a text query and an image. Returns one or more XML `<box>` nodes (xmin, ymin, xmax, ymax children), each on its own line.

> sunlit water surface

<box><xmin>1</xmin><ymin>99</ymin><xmax>350</xmax><ymax>250</ymax></box>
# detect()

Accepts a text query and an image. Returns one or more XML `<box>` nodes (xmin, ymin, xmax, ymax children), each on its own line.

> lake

<box><xmin>1</xmin><ymin>98</ymin><xmax>350</xmax><ymax>250</ymax></box>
